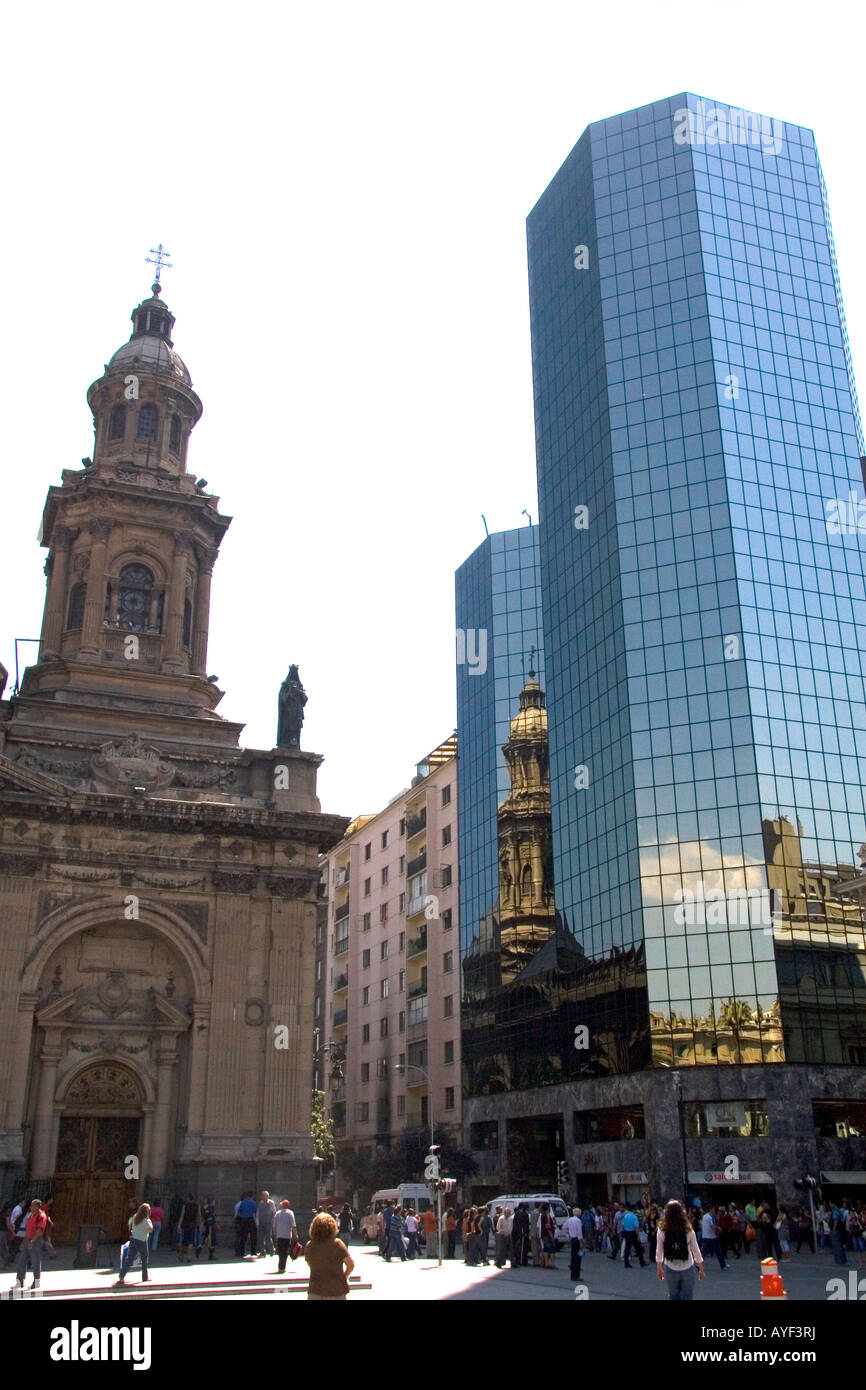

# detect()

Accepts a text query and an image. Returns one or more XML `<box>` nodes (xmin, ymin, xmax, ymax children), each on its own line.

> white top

<box><xmin>273</xmin><ymin>1209</ymin><xmax>297</xmax><ymax>1239</ymax></box>
<box><xmin>497</xmin><ymin>1214</ymin><xmax>513</xmax><ymax>1235</ymax></box>
<box><xmin>405</xmin><ymin>1214</ymin><xmax>418</xmax><ymax>1233</ymax></box>
<box><xmin>701</xmin><ymin>1212</ymin><xmax>717</xmax><ymax>1239</ymax></box>
<box><xmin>130</xmin><ymin>1218</ymin><xmax>153</xmax><ymax>1241</ymax></box>
<box><xmin>10</xmin><ymin>1205</ymin><xmax>27</xmax><ymax>1236</ymax></box>
<box><xmin>565</xmin><ymin>1216</ymin><xmax>583</xmax><ymax>1240</ymax></box>
<box><xmin>656</xmin><ymin>1227</ymin><xmax>704</xmax><ymax>1271</ymax></box>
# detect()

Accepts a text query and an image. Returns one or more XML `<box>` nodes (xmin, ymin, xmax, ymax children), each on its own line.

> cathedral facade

<box><xmin>0</xmin><ymin>282</ymin><xmax>346</xmax><ymax>1240</ymax></box>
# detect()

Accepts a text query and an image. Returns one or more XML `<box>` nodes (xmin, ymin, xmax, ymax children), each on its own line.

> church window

<box><xmin>137</xmin><ymin>403</ymin><xmax>158</xmax><ymax>440</ymax></box>
<box><xmin>521</xmin><ymin>864</ymin><xmax>533</xmax><ymax>899</ymax></box>
<box><xmin>104</xmin><ymin>582</ymin><xmax>112</xmax><ymax>622</ymax></box>
<box><xmin>109</xmin><ymin>404</ymin><xmax>126</xmax><ymax>440</ymax></box>
<box><xmin>66</xmin><ymin>582</ymin><xmax>86</xmax><ymax>629</ymax></box>
<box><xmin>155</xmin><ymin>590</ymin><xmax>165</xmax><ymax>633</ymax></box>
<box><xmin>117</xmin><ymin>563</ymin><xmax>154</xmax><ymax>631</ymax></box>
<box><xmin>182</xmin><ymin>597</ymin><xmax>192</xmax><ymax>647</ymax></box>
<box><xmin>169</xmin><ymin>414</ymin><xmax>181</xmax><ymax>452</ymax></box>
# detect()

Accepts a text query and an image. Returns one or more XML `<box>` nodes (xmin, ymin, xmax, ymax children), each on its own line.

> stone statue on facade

<box><xmin>276</xmin><ymin>665</ymin><xmax>307</xmax><ymax>748</ymax></box>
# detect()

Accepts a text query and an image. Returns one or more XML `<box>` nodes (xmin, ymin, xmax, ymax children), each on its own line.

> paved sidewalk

<box><xmin>3</xmin><ymin>1240</ymin><xmax>855</xmax><ymax>1302</ymax></box>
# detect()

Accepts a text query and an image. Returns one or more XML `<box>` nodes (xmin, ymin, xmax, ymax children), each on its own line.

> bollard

<box><xmin>760</xmin><ymin>1256</ymin><xmax>786</xmax><ymax>1299</ymax></box>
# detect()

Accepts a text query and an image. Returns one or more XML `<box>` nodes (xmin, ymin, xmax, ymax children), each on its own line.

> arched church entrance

<box><xmin>53</xmin><ymin>1062</ymin><xmax>143</xmax><ymax>1243</ymax></box>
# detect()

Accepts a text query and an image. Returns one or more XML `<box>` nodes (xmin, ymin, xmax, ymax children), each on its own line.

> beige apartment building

<box><xmin>318</xmin><ymin>736</ymin><xmax>460</xmax><ymax>1200</ymax></box>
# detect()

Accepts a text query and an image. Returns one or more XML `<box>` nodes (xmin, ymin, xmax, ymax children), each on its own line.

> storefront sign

<box><xmin>688</xmin><ymin>1170</ymin><xmax>773</xmax><ymax>1185</ymax></box>
<box><xmin>610</xmin><ymin>1171</ymin><xmax>648</xmax><ymax>1185</ymax></box>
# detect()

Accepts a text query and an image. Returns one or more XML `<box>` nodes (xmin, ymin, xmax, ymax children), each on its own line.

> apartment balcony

<box><xmin>406</xmin><ymin>895</ymin><xmax>427</xmax><ymax>918</ymax></box>
<box><xmin>407</xmin><ymin>928</ymin><xmax>427</xmax><ymax>959</ymax></box>
<box><xmin>335</xmin><ymin>902</ymin><xmax>349</xmax><ymax>922</ymax></box>
<box><xmin>333</xmin><ymin>972</ymin><xmax>349</xmax><ymax>993</ymax></box>
<box><xmin>335</xmin><ymin>866</ymin><xmax>350</xmax><ymax>888</ymax></box>
<box><xmin>333</xmin><ymin>1008</ymin><xmax>348</xmax><ymax>1028</ymax></box>
<box><xmin>333</xmin><ymin>1123</ymin><xmax>346</xmax><ymax>1138</ymax></box>
<box><xmin>406</xmin><ymin>850</ymin><xmax>427</xmax><ymax>877</ymax></box>
<box><xmin>334</xmin><ymin>937</ymin><xmax>349</xmax><ymax>956</ymax></box>
<box><xmin>408</xmin><ymin>980</ymin><xmax>427</xmax><ymax>1000</ymax></box>
<box><xmin>406</xmin><ymin>810</ymin><xmax>426</xmax><ymax>840</ymax></box>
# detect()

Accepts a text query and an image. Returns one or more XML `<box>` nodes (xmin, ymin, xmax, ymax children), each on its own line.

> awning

<box><xmin>820</xmin><ymin>1171</ymin><xmax>866</xmax><ymax>1184</ymax></box>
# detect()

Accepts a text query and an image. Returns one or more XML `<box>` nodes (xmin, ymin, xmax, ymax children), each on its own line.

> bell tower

<box><xmin>26</xmin><ymin>276</ymin><xmax>233</xmax><ymax>725</ymax></box>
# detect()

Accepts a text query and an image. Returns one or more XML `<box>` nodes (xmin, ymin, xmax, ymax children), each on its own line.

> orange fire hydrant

<box><xmin>760</xmin><ymin>1257</ymin><xmax>786</xmax><ymax>1299</ymax></box>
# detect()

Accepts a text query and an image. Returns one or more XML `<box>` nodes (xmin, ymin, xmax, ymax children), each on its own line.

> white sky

<box><xmin>1</xmin><ymin>0</ymin><xmax>863</xmax><ymax>820</ymax></box>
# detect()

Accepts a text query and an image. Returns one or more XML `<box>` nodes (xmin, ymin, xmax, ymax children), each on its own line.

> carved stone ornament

<box><xmin>65</xmin><ymin>1062</ymin><xmax>141</xmax><ymax>1107</ymax></box>
<box><xmin>72</xmin><ymin>552</ymin><xmax>91</xmax><ymax>574</ymax></box>
<box><xmin>265</xmin><ymin>876</ymin><xmax>317</xmax><ymax>900</ymax></box>
<box><xmin>211</xmin><ymin>871</ymin><xmax>256</xmax><ymax>894</ymax></box>
<box><xmin>90</xmin><ymin>733</ymin><xmax>175</xmax><ymax>790</ymax></box>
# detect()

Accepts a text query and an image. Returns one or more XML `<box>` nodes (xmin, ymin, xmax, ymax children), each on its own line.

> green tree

<box><xmin>311</xmin><ymin>1091</ymin><xmax>335</xmax><ymax>1162</ymax></box>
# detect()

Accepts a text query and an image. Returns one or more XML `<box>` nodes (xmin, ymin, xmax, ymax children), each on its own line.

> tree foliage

<box><xmin>311</xmin><ymin>1090</ymin><xmax>335</xmax><ymax>1162</ymax></box>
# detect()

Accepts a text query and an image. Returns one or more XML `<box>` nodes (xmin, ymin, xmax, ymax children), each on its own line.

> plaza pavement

<box><xmin>4</xmin><ymin>1238</ymin><xmax>857</xmax><ymax>1302</ymax></box>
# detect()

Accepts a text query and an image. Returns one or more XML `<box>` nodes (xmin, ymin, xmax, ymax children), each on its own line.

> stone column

<box><xmin>162</xmin><ymin>532</ymin><xmax>192</xmax><ymax>672</ymax></box>
<box><xmin>191</xmin><ymin>554</ymin><xmax>215</xmax><ymax>675</ymax></box>
<box><xmin>150</xmin><ymin>1046</ymin><xmax>178</xmax><ymax>1178</ymax></box>
<box><xmin>39</xmin><ymin>525</ymin><xmax>76</xmax><ymax>661</ymax></box>
<box><xmin>3</xmin><ymin>991</ymin><xmax>38</xmax><ymax>1141</ymax></box>
<box><xmin>79</xmin><ymin>517</ymin><xmax>113</xmax><ymax>657</ymax></box>
<box><xmin>186</xmin><ymin>1003</ymin><xmax>211</xmax><ymax>1134</ymax></box>
<box><xmin>29</xmin><ymin>1032</ymin><xmax>63</xmax><ymax>1176</ymax></box>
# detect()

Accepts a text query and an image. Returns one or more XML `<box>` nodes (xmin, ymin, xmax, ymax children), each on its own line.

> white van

<box><xmin>486</xmin><ymin>1194</ymin><xmax>570</xmax><ymax>1249</ymax></box>
<box><xmin>360</xmin><ymin>1184</ymin><xmax>434</xmax><ymax>1242</ymax></box>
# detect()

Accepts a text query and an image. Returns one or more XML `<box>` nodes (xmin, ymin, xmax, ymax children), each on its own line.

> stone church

<box><xmin>0</xmin><ymin>280</ymin><xmax>347</xmax><ymax>1240</ymax></box>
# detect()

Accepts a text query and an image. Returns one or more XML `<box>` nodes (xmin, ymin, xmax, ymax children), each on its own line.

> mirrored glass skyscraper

<box><xmin>459</xmin><ymin>94</ymin><xmax>866</xmax><ymax>1207</ymax></box>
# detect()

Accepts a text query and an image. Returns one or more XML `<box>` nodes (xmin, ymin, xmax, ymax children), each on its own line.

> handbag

<box><xmin>290</xmin><ymin>1240</ymin><xmax>303</xmax><ymax>1260</ymax></box>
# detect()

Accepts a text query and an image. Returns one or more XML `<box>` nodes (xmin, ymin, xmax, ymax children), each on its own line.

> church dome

<box><xmin>105</xmin><ymin>283</ymin><xmax>192</xmax><ymax>387</ymax></box>
<box><xmin>509</xmin><ymin>675</ymin><xmax>547</xmax><ymax>738</ymax></box>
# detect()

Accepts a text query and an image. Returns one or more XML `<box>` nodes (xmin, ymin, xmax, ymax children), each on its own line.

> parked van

<box><xmin>360</xmin><ymin>1184</ymin><xmax>434</xmax><ymax>1242</ymax></box>
<box><xmin>485</xmin><ymin>1194</ymin><xmax>570</xmax><ymax>1249</ymax></box>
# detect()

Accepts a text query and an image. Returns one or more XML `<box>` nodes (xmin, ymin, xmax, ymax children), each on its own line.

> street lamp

<box><xmin>396</xmin><ymin>1061</ymin><xmax>442</xmax><ymax>1266</ymax></box>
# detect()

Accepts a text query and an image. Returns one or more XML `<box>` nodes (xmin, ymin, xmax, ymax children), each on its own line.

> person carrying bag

<box><xmin>15</xmin><ymin>1199</ymin><xmax>52</xmax><ymax>1290</ymax></box>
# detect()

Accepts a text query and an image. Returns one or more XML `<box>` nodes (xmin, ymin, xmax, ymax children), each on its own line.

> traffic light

<box><xmin>794</xmin><ymin>1175</ymin><xmax>818</xmax><ymax>1192</ymax></box>
<box><xmin>429</xmin><ymin>1177</ymin><xmax>456</xmax><ymax>1194</ymax></box>
<box><xmin>556</xmin><ymin>1160</ymin><xmax>569</xmax><ymax>1190</ymax></box>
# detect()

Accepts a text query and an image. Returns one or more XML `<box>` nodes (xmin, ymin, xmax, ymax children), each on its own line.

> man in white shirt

<box><xmin>566</xmin><ymin>1208</ymin><xmax>584</xmax><ymax>1282</ymax></box>
<box><xmin>700</xmin><ymin>1206</ymin><xmax>727</xmax><ymax>1270</ymax></box>
<box><xmin>494</xmin><ymin>1207</ymin><xmax>513</xmax><ymax>1268</ymax></box>
<box><xmin>6</xmin><ymin>1203</ymin><xmax>28</xmax><ymax>1264</ymax></box>
<box><xmin>273</xmin><ymin>1201</ymin><xmax>299</xmax><ymax>1273</ymax></box>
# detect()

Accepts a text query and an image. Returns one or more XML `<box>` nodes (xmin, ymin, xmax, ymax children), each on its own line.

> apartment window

<box><xmin>444</xmin><ymin>1040</ymin><xmax>454</xmax><ymax>1064</ymax></box>
<box><xmin>399</xmin><ymin>856</ymin><xmax>405</xmax><ymax>874</ymax></box>
<box><xmin>315</xmin><ymin>924</ymin><xmax>323</xmax><ymax>946</ymax></box>
<box><xmin>360</xmin><ymin>1063</ymin><xmax>370</xmax><ymax>1083</ymax></box>
<box><xmin>362</xmin><ymin>986</ymin><xmax>370</xmax><ymax>1006</ymax></box>
<box><xmin>364</xmin><ymin>843</ymin><xmax>372</xmax><ymax>860</ymax></box>
<box><xmin>399</xmin><ymin>930</ymin><xmax>405</xmax><ymax>951</ymax></box>
<box><xmin>382</xmin><ymin>830</ymin><xmax>390</xmax><ymax>849</ymax></box>
<box><xmin>399</xmin><ymin>1052</ymin><xmax>406</xmax><ymax>1068</ymax></box>
<box><xmin>380</xmin><ymin>1017</ymin><xmax>389</xmax><ymax>1038</ymax></box>
<box><xmin>399</xmin><ymin>818</ymin><xmax>406</xmax><ymax>836</ymax></box>
<box><xmin>314</xmin><ymin>997</ymin><xmax>321</xmax><ymax>1017</ymax></box>
<box><xmin>399</xmin><ymin>893</ymin><xmax>405</xmax><ymax>913</ymax></box>
<box><xmin>399</xmin><ymin>1010</ymin><xmax>406</xmax><ymax>1033</ymax></box>
<box><xmin>380</xmin><ymin>979</ymin><xmax>389</xmax><ymax>999</ymax></box>
<box><xmin>379</xmin><ymin>903</ymin><xmax>388</xmax><ymax>924</ymax></box>
<box><xmin>364</xmin><ymin>878</ymin><xmax>371</xmax><ymax>896</ymax></box>
<box><xmin>441</xmin><ymin>865</ymin><xmax>452</xmax><ymax>887</ymax></box>
<box><xmin>377</xmin><ymin>1058</ymin><xmax>389</xmax><ymax>1080</ymax></box>
<box><xmin>443</xmin><ymin>951</ymin><xmax>453</xmax><ymax>973</ymax></box>
<box><xmin>442</xmin><ymin>908</ymin><xmax>452</xmax><ymax>931</ymax></box>
<box><xmin>362</xmin><ymin>912</ymin><xmax>371</xmax><ymax>932</ymax></box>
<box><xmin>444</xmin><ymin>995</ymin><xmax>453</xmax><ymax>1017</ymax></box>
<box><xmin>398</xmin><ymin>970</ymin><xmax>405</xmax><ymax>992</ymax></box>
<box><xmin>444</xmin><ymin>1087</ymin><xmax>455</xmax><ymax>1111</ymax></box>
<box><xmin>381</xmin><ymin>866</ymin><xmax>389</xmax><ymax>885</ymax></box>
<box><xmin>355</xmin><ymin>1103</ymin><xmax>369</xmax><ymax>1122</ymax></box>
<box><xmin>441</xmin><ymin>825</ymin><xmax>451</xmax><ymax>847</ymax></box>
<box><xmin>315</xmin><ymin>960</ymin><xmax>322</xmax><ymax>981</ymax></box>
<box><xmin>362</xmin><ymin>1024</ymin><xmax>370</xmax><ymax>1043</ymax></box>
<box><xmin>397</xmin><ymin>1095</ymin><xmax>406</xmax><ymax>1116</ymax></box>
<box><xmin>362</xmin><ymin>949</ymin><xmax>371</xmax><ymax>969</ymax></box>
<box><xmin>381</xmin><ymin>941</ymin><xmax>389</xmax><ymax>961</ymax></box>
<box><xmin>441</xmin><ymin>784</ymin><xmax>451</xmax><ymax>806</ymax></box>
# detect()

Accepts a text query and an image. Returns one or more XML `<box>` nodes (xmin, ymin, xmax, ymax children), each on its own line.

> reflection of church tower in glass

<box><xmin>498</xmin><ymin>668</ymin><xmax>556</xmax><ymax>982</ymax></box>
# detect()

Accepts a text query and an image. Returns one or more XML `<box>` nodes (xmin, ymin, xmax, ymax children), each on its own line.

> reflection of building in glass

<box><xmin>459</xmin><ymin>93</ymin><xmax>866</xmax><ymax>1206</ymax></box>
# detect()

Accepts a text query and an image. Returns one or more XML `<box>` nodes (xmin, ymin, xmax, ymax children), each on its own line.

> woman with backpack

<box><xmin>656</xmin><ymin>1199</ymin><xmax>705</xmax><ymax>1300</ymax></box>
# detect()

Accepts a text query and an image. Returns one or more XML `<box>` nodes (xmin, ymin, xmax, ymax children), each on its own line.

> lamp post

<box><xmin>396</xmin><ymin>1061</ymin><xmax>441</xmax><ymax>1265</ymax></box>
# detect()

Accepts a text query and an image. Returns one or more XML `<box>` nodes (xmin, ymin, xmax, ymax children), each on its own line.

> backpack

<box><xmin>664</xmin><ymin>1227</ymin><xmax>689</xmax><ymax>1261</ymax></box>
